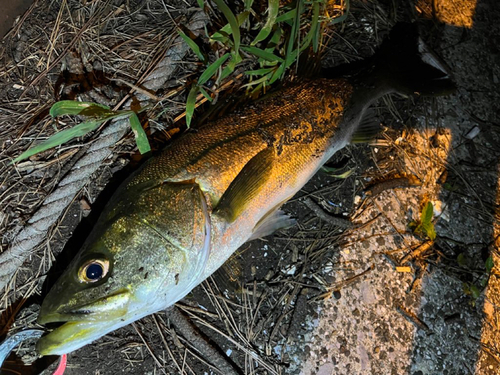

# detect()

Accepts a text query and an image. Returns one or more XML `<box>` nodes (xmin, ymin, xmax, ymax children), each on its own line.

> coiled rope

<box><xmin>0</xmin><ymin>11</ymin><xmax>207</xmax><ymax>292</ymax></box>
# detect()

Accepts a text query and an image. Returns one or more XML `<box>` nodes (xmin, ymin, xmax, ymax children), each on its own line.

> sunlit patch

<box><xmin>416</xmin><ymin>0</ymin><xmax>477</xmax><ymax>28</ymax></box>
<box><xmin>298</xmin><ymin>125</ymin><xmax>454</xmax><ymax>371</ymax></box>
<box><xmin>477</xmin><ymin>165</ymin><xmax>500</xmax><ymax>371</ymax></box>
<box><xmin>324</xmin><ymin>0</ymin><xmax>349</xmax><ymax>21</ymax></box>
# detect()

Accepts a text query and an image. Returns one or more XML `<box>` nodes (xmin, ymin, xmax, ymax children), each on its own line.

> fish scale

<box><xmin>36</xmin><ymin>23</ymin><xmax>455</xmax><ymax>356</ymax></box>
<box><xmin>130</xmin><ymin>78</ymin><xmax>352</xmax><ymax>206</ymax></box>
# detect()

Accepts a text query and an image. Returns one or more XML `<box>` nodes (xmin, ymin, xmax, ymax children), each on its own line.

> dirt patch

<box><xmin>0</xmin><ymin>0</ymin><xmax>33</xmax><ymax>39</ymax></box>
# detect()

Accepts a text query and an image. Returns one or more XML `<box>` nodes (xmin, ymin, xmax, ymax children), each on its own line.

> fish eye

<box><xmin>78</xmin><ymin>259</ymin><xmax>109</xmax><ymax>283</ymax></box>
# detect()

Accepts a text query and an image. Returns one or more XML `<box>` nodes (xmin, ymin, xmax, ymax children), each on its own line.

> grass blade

<box><xmin>50</xmin><ymin>101</ymin><xmax>111</xmax><ymax>118</ymax></box>
<box><xmin>199</xmin><ymin>87</ymin><xmax>213</xmax><ymax>102</ymax></box>
<box><xmin>276</xmin><ymin>9</ymin><xmax>296</xmax><ymax>23</ymax></box>
<box><xmin>241</xmin><ymin>73</ymin><xmax>271</xmax><ymax>88</ymax></box>
<box><xmin>244</xmin><ymin>0</ymin><xmax>253</xmax><ymax>11</ymax></box>
<box><xmin>268</xmin><ymin>63</ymin><xmax>284</xmax><ymax>83</ymax></box>
<box><xmin>198</xmin><ymin>53</ymin><xmax>231</xmax><ymax>85</ymax></box>
<box><xmin>128</xmin><ymin>113</ymin><xmax>151</xmax><ymax>154</ymax></box>
<box><xmin>284</xmin><ymin>0</ymin><xmax>302</xmax><ymax>73</ymax></box>
<box><xmin>178</xmin><ymin>29</ymin><xmax>205</xmax><ymax>62</ymax></box>
<box><xmin>210</xmin><ymin>12</ymin><xmax>249</xmax><ymax>44</ymax></box>
<box><xmin>251</xmin><ymin>0</ymin><xmax>279</xmax><ymax>45</ymax></box>
<box><xmin>300</xmin><ymin>1</ymin><xmax>320</xmax><ymax>51</ymax></box>
<box><xmin>186</xmin><ymin>85</ymin><xmax>199</xmax><ymax>128</ymax></box>
<box><xmin>244</xmin><ymin>67</ymin><xmax>276</xmax><ymax>76</ymax></box>
<box><xmin>266</xmin><ymin>27</ymin><xmax>282</xmax><ymax>50</ymax></box>
<box><xmin>312</xmin><ymin>13</ymin><xmax>321</xmax><ymax>53</ymax></box>
<box><xmin>220</xmin><ymin>51</ymin><xmax>242</xmax><ymax>80</ymax></box>
<box><xmin>486</xmin><ymin>256</ymin><xmax>494</xmax><ymax>273</ymax></box>
<box><xmin>212</xmin><ymin>0</ymin><xmax>240</xmax><ymax>53</ymax></box>
<box><xmin>241</xmin><ymin>46</ymin><xmax>284</xmax><ymax>63</ymax></box>
<box><xmin>12</xmin><ymin>120</ymin><xmax>100</xmax><ymax>163</ymax></box>
<box><xmin>329</xmin><ymin>0</ymin><xmax>350</xmax><ymax>24</ymax></box>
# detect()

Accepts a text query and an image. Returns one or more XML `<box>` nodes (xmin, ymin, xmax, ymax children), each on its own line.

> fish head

<box><xmin>37</xmin><ymin>181</ymin><xmax>211</xmax><ymax>355</ymax></box>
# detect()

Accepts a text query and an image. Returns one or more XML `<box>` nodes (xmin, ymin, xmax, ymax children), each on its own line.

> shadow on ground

<box><xmin>411</xmin><ymin>0</ymin><xmax>500</xmax><ymax>373</ymax></box>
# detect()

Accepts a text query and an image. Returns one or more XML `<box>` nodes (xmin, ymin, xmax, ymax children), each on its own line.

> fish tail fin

<box><xmin>322</xmin><ymin>23</ymin><xmax>456</xmax><ymax>97</ymax></box>
<box><xmin>371</xmin><ymin>22</ymin><xmax>456</xmax><ymax>96</ymax></box>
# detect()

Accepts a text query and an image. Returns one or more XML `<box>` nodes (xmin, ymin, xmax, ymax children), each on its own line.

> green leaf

<box><xmin>186</xmin><ymin>85</ymin><xmax>199</xmax><ymax>128</ymax></box>
<box><xmin>268</xmin><ymin>63</ymin><xmax>285</xmax><ymax>84</ymax></box>
<box><xmin>276</xmin><ymin>9</ymin><xmax>296</xmax><ymax>23</ymax></box>
<box><xmin>481</xmin><ymin>278</ymin><xmax>488</xmax><ymax>288</ymax></box>
<box><xmin>199</xmin><ymin>87</ymin><xmax>213</xmax><ymax>102</ymax></box>
<box><xmin>422</xmin><ymin>222</ymin><xmax>437</xmax><ymax>240</ymax></box>
<box><xmin>249</xmin><ymin>82</ymin><xmax>265</xmax><ymax>96</ymax></box>
<box><xmin>178</xmin><ymin>29</ymin><xmax>205</xmax><ymax>62</ymax></box>
<box><xmin>210</xmin><ymin>12</ymin><xmax>249</xmax><ymax>44</ymax></box>
<box><xmin>50</xmin><ymin>101</ymin><xmax>111</xmax><ymax>118</ymax></box>
<box><xmin>242</xmin><ymin>46</ymin><xmax>284</xmax><ymax>63</ymax></box>
<box><xmin>128</xmin><ymin>113</ymin><xmax>151</xmax><ymax>154</ymax></box>
<box><xmin>241</xmin><ymin>73</ymin><xmax>271</xmax><ymax>88</ymax></box>
<box><xmin>469</xmin><ymin>284</ymin><xmax>481</xmax><ymax>299</ymax></box>
<box><xmin>212</xmin><ymin>0</ymin><xmax>240</xmax><ymax>53</ymax></box>
<box><xmin>408</xmin><ymin>220</ymin><xmax>418</xmax><ymax>231</ymax></box>
<box><xmin>266</xmin><ymin>27</ymin><xmax>282</xmax><ymax>50</ymax></box>
<box><xmin>462</xmin><ymin>282</ymin><xmax>470</xmax><ymax>294</ymax></box>
<box><xmin>220</xmin><ymin>52</ymin><xmax>242</xmax><ymax>80</ymax></box>
<box><xmin>198</xmin><ymin>54</ymin><xmax>231</xmax><ymax>85</ymax></box>
<box><xmin>321</xmin><ymin>165</ymin><xmax>341</xmax><ymax>173</ymax></box>
<box><xmin>12</xmin><ymin>120</ymin><xmax>100</xmax><ymax>163</ymax></box>
<box><xmin>251</xmin><ymin>0</ymin><xmax>279</xmax><ymax>45</ymax></box>
<box><xmin>321</xmin><ymin>167</ymin><xmax>354</xmax><ymax>179</ymax></box>
<box><xmin>485</xmin><ymin>256</ymin><xmax>494</xmax><ymax>273</ymax></box>
<box><xmin>312</xmin><ymin>13</ymin><xmax>321</xmax><ymax>53</ymax></box>
<box><xmin>421</xmin><ymin>202</ymin><xmax>434</xmax><ymax>226</ymax></box>
<box><xmin>284</xmin><ymin>0</ymin><xmax>302</xmax><ymax>74</ymax></box>
<box><xmin>443</xmin><ymin>182</ymin><xmax>459</xmax><ymax>191</ymax></box>
<box><xmin>244</xmin><ymin>0</ymin><xmax>253</xmax><ymax>10</ymax></box>
<box><xmin>210</xmin><ymin>31</ymin><xmax>231</xmax><ymax>44</ymax></box>
<box><xmin>284</xmin><ymin>49</ymin><xmax>298</xmax><ymax>69</ymax></box>
<box><xmin>457</xmin><ymin>253</ymin><xmax>467</xmax><ymax>267</ymax></box>
<box><xmin>299</xmin><ymin>1</ymin><xmax>320</xmax><ymax>52</ymax></box>
<box><xmin>196</xmin><ymin>0</ymin><xmax>204</xmax><ymax>8</ymax></box>
<box><xmin>244</xmin><ymin>67</ymin><xmax>276</xmax><ymax>76</ymax></box>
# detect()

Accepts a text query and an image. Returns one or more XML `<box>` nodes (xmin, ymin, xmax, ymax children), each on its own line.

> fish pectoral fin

<box><xmin>351</xmin><ymin>110</ymin><xmax>382</xmax><ymax>144</ymax></box>
<box><xmin>214</xmin><ymin>147</ymin><xmax>275</xmax><ymax>223</ymax></box>
<box><xmin>248</xmin><ymin>209</ymin><xmax>296</xmax><ymax>242</ymax></box>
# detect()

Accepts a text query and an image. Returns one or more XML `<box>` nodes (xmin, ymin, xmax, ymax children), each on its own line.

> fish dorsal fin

<box><xmin>248</xmin><ymin>209</ymin><xmax>296</xmax><ymax>242</ymax></box>
<box><xmin>214</xmin><ymin>147</ymin><xmax>275</xmax><ymax>223</ymax></box>
<box><xmin>351</xmin><ymin>111</ymin><xmax>382</xmax><ymax>144</ymax></box>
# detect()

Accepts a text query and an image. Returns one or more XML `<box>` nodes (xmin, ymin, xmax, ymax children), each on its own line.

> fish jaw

<box><xmin>37</xmin><ymin>308</ymin><xmax>156</xmax><ymax>356</ymax></box>
<box><xmin>37</xmin><ymin>288</ymin><xmax>133</xmax><ymax>355</ymax></box>
<box><xmin>37</xmin><ymin>320</ymin><xmax>115</xmax><ymax>356</ymax></box>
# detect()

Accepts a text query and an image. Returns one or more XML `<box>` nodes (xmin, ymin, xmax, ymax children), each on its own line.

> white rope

<box><xmin>0</xmin><ymin>11</ymin><xmax>207</xmax><ymax>292</ymax></box>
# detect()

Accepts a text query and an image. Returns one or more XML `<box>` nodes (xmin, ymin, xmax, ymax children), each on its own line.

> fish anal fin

<box><xmin>212</xmin><ymin>250</ymin><xmax>244</xmax><ymax>294</ymax></box>
<box><xmin>248</xmin><ymin>209</ymin><xmax>296</xmax><ymax>242</ymax></box>
<box><xmin>215</xmin><ymin>147</ymin><xmax>275</xmax><ymax>223</ymax></box>
<box><xmin>351</xmin><ymin>111</ymin><xmax>382</xmax><ymax>144</ymax></box>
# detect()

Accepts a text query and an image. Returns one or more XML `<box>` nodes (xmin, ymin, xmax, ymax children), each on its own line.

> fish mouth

<box><xmin>36</xmin><ymin>320</ymin><xmax>116</xmax><ymax>356</ymax></box>
<box><xmin>37</xmin><ymin>290</ymin><xmax>132</xmax><ymax>356</ymax></box>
